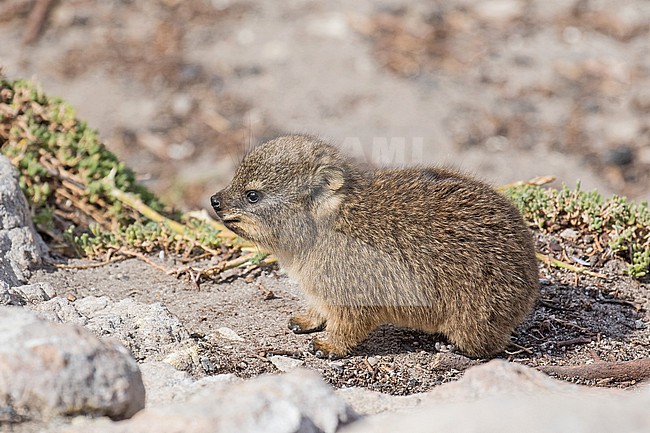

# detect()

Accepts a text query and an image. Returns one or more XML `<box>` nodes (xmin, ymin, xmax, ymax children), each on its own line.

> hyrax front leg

<box><xmin>288</xmin><ymin>307</ymin><xmax>326</xmax><ymax>334</ymax></box>
<box><xmin>309</xmin><ymin>307</ymin><xmax>376</xmax><ymax>359</ymax></box>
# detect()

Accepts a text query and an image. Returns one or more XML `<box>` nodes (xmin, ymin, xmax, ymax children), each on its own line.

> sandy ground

<box><xmin>1</xmin><ymin>0</ymin><xmax>649</xmax><ymax>212</ymax></box>
<box><xmin>29</xmin><ymin>229</ymin><xmax>650</xmax><ymax>395</ymax></box>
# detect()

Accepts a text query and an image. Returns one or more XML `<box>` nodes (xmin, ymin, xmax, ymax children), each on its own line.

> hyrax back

<box><xmin>211</xmin><ymin>135</ymin><xmax>539</xmax><ymax>358</ymax></box>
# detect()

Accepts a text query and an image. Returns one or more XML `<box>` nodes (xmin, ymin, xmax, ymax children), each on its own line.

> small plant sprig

<box><xmin>504</xmin><ymin>183</ymin><xmax>650</xmax><ymax>277</ymax></box>
<box><xmin>0</xmin><ymin>76</ymin><xmax>166</xmax><ymax>245</ymax></box>
<box><xmin>1</xmin><ymin>73</ymin><xmax>272</xmax><ymax>277</ymax></box>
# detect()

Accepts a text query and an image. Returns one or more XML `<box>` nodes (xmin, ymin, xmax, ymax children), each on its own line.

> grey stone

<box><xmin>344</xmin><ymin>387</ymin><xmax>650</xmax><ymax>433</ymax></box>
<box><xmin>0</xmin><ymin>279</ymin><xmax>24</xmax><ymax>306</ymax></box>
<box><xmin>215</xmin><ymin>326</ymin><xmax>245</xmax><ymax>341</ymax></box>
<box><xmin>30</xmin><ymin>295</ymin><xmax>191</xmax><ymax>361</ymax></box>
<box><xmin>1</xmin><ymin>281</ymin><xmax>55</xmax><ymax>307</ymax></box>
<box><xmin>31</xmin><ymin>296</ymin><xmax>88</xmax><ymax>324</ymax></box>
<box><xmin>139</xmin><ymin>361</ymin><xmax>238</xmax><ymax>406</ymax></box>
<box><xmin>0</xmin><ymin>155</ymin><xmax>47</xmax><ymax>287</ymax></box>
<box><xmin>269</xmin><ymin>355</ymin><xmax>305</xmax><ymax>372</ymax></box>
<box><xmin>635</xmin><ymin>319</ymin><xmax>647</xmax><ymax>329</ymax></box>
<box><xmin>426</xmin><ymin>359</ymin><xmax>596</xmax><ymax>402</ymax></box>
<box><xmin>12</xmin><ymin>282</ymin><xmax>55</xmax><ymax>303</ymax></box>
<box><xmin>91</xmin><ymin>300</ymin><xmax>190</xmax><ymax>359</ymax></box>
<box><xmin>71</xmin><ymin>369</ymin><xmax>356</xmax><ymax>433</ymax></box>
<box><xmin>336</xmin><ymin>387</ymin><xmax>427</xmax><ymax>416</ymax></box>
<box><xmin>139</xmin><ymin>361</ymin><xmax>194</xmax><ymax>406</ymax></box>
<box><xmin>559</xmin><ymin>228</ymin><xmax>580</xmax><ymax>240</ymax></box>
<box><xmin>162</xmin><ymin>344</ymin><xmax>204</xmax><ymax>371</ymax></box>
<box><xmin>0</xmin><ymin>306</ymin><xmax>145</xmax><ymax>422</ymax></box>
<box><xmin>342</xmin><ymin>360</ymin><xmax>650</xmax><ymax>433</ymax></box>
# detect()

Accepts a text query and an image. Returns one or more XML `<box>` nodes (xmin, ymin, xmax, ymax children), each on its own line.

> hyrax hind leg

<box><xmin>309</xmin><ymin>307</ymin><xmax>377</xmax><ymax>359</ymax></box>
<box><xmin>444</xmin><ymin>322</ymin><xmax>511</xmax><ymax>358</ymax></box>
<box><xmin>288</xmin><ymin>307</ymin><xmax>326</xmax><ymax>334</ymax></box>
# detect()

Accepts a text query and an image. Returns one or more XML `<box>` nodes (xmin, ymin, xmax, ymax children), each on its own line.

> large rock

<box><xmin>0</xmin><ymin>281</ymin><xmax>56</xmax><ymax>306</ymax></box>
<box><xmin>31</xmin><ymin>295</ymin><xmax>191</xmax><ymax>361</ymax></box>
<box><xmin>338</xmin><ymin>358</ymin><xmax>587</xmax><ymax>416</ymax></box>
<box><xmin>336</xmin><ymin>387</ymin><xmax>428</xmax><ymax>416</ymax></box>
<box><xmin>342</xmin><ymin>360</ymin><xmax>650</xmax><ymax>433</ymax></box>
<box><xmin>71</xmin><ymin>369</ymin><xmax>356</xmax><ymax>433</ymax></box>
<box><xmin>0</xmin><ymin>155</ymin><xmax>47</xmax><ymax>287</ymax></box>
<box><xmin>138</xmin><ymin>361</ymin><xmax>238</xmax><ymax>407</ymax></box>
<box><xmin>425</xmin><ymin>359</ymin><xmax>611</xmax><ymax>401</ymax></box>
<box><xmin>0</xmin><ymin>306</ymin><xmax>145</xmax><ymax>422</ymax></box>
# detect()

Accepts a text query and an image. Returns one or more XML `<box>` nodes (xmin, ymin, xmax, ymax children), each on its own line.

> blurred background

<box><xmin>1</xmin><ymin>0</ymin><xmax>648</xmax><ymax>211</ymax></box>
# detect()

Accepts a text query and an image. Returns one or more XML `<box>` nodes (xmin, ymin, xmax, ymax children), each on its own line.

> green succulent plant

<box><xmin>504</xmin><ymin>183</ymin><xmax>650</xmax><ymax>277</ymax></box>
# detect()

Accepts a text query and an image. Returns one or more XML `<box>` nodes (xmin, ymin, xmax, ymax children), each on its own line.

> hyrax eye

<box><xmin>245</xmin><ymin>190</ymin><xmax>260</xmax><ymax>204</ymax></box>
<box><xmin>210</xmin><ymin>194</ymin><xmax>221</xmax><ymax>211</ymax></box>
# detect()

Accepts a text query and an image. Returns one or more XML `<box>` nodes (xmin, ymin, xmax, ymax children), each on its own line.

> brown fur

<box><xmin>211</xmin><ymin>135</ymin><xmax>539</xmax><ymax>358</ymax></box>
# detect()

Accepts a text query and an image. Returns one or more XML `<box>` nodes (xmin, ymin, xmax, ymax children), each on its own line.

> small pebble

<box><xmin>216</xmin><ymin>327</ymin><xmax>245</xmax><ymax>342</ymax></box>
<box><xmin>200</xmin><ymin>356</ymin><xmax>216</xmax><ymax>372</ymax></box>
<box><xmin>367</xmin><ymin>356</ymin><xmax>379</xmax><ymax>367</ymax></box>
<box><xmin>635</xmin><ymin>320</ymin><xmax>647</xmax><ymax>330</ymax></box>
<box><xmin>560</xmin><ymin>228</ymin><xmax>579</xmax><ymax>241</ymax></box>
<box><xmin>269</xmin><ymin>355</ymin><xmax>304</xmax><ymax>372</ymax></box>
<box><xmin>549</xmin><ymin>238</ymin><xmax>563</xmax><ymax>251</ymax></box>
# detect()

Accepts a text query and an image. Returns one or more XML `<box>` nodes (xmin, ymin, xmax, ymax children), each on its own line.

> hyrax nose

<box><xmin>210</xmin><ymin>193</ymin><xmax>222</xmax><ymax>212</ymax></box>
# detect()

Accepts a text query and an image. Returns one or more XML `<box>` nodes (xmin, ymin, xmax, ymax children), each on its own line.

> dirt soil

<box><xmin>30</xmin><ymin>229</ymin><xmax>650</xmax><ymax>395</ymax></box>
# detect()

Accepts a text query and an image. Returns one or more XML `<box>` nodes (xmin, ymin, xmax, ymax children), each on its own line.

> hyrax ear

<box><xmin>316</xmin><ymin>165</ymin><xmax>345</xmax><ymax>192</ymax></box>
<box><xmin>308</xmin><ymin>165</ymin><xmax>345</xmax><ymax>203</ymax></box>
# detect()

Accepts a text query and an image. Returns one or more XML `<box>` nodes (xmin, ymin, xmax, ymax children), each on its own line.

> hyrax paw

<box><xmin>288</xmin><ymin>315</ymin><xmax>325</xmax><ymax>334</ymax></box>
<box><xmin>308</xmin><ymin>337</ymin><xmax>344</xmax><ymax>360</ymax></box>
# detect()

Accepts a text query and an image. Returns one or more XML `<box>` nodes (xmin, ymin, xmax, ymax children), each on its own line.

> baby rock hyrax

<box><xmin>211</xmin><ymin>135</ymin><xmax>539</xmax><ymax>358</ymax></box>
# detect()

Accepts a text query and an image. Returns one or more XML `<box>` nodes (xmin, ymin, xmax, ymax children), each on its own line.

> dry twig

<box><xmin>536</xmin><ymin>252</ymin><xmax>606</xmax><ymax>278</ymax></box>
<box><xmin>496</xmin><ymin>175</ymin><xmax>556</xmax><ymax>191</ymax></box>
<box><xmin>538</xmin><ymin>358</ymin><xmax>650</xmax><ymax>382</ymax></box>
<box><xmin>52</xmin><ymin>256</ymin><xmax>125</xmax><ymax>269</ymax></box>
<box><xmin>22</xmin><ymin>0</ymin><xmax>56</xmax><ymax>44</ymax></box>
<box><xmin>556</xmin><ymin>336</ymin><xmax>593</xmax><ymax>348</ymax></box>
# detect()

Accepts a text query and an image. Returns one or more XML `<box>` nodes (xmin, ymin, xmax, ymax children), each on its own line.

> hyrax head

<box><xmin>211</xmin><ymin>135</ymin><xmax>349</xmax><ymax>252</ymax></box>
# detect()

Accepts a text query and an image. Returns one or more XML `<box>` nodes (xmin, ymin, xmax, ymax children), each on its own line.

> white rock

<box><xmin>560</xmin><ymin>228</ymin><xmax>580</xmax><ymax>240</ymax></box>
<box><xmin>269</xmin><ymin>355</ymin><xmax>305</xmax><ymax>372</ymax></box>
<box><xmin>337</xmin><ymin>387</ymin><xmax>427</xmax><ymax>416</ymax></box>
<box><xmin>216</xmin><ymin>326</ymin><xmax>245</xmax><ymax>341</ymax></box>
<box><xmin>68</xmin><ymin>369</ymin><xmax>356</xmax><ymax>433</ymax></box>
<box><xmin>0</xmin><ymin>306</ymin><xmax>144</xmax><ymax>422</ymax></box>
<box><xmin>0</xmin><ymin>155</ymin><xmax>47</xmax><ymax>287</ymax></box>
<box><xmin>31</xmin><ymin>296</ymin><xmax>191</xmax><ymax>361</ymax></box>
<box><xmin>139</xmin><ymin>361</ymin><xmax>237</xmax><ymax>406</ymax></box>
<box><xmin>12</xmin><ymin>282</ymin><xmax>56</xmax><ymax>303</ymax></box>
<box><xmin>342</xmin><ymin>360</ymin><xmax>648</xmax><ymax>433</ymax></box>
